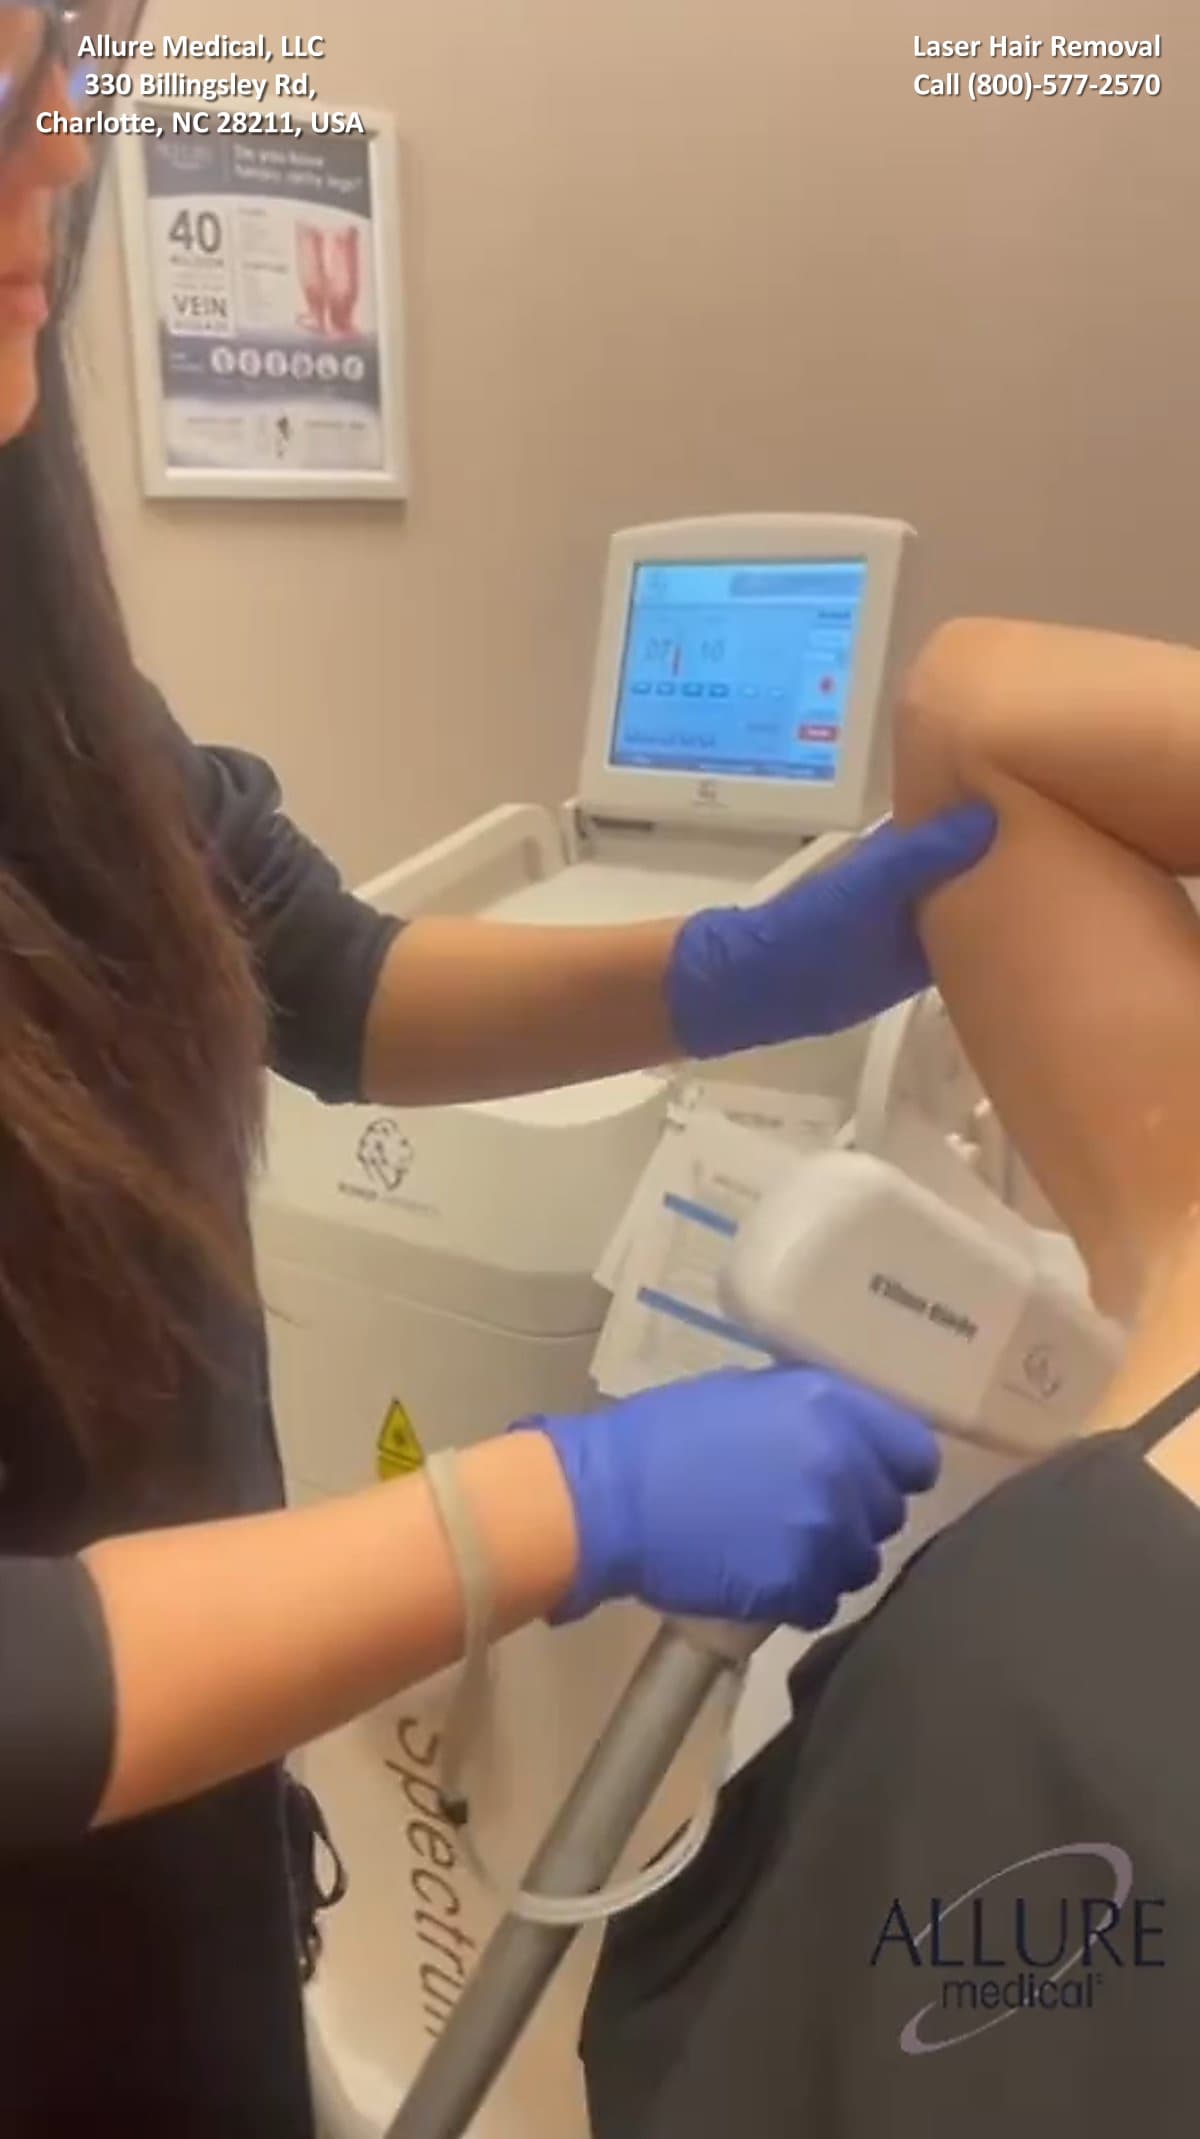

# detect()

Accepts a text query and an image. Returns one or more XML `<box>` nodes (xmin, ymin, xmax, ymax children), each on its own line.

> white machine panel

<box><xmin>255</xmin><ymin>510</ymin><xmax>920</xmax><ymax>2139</ymax></box>
<box><xmin>483</xmin><ymin>858</ymin><xmax>758</xmax><ymax>927</ymax></box>
<box><xmin>578</xmin><ymin>514</ymin><xmax>913</xmax><ymax>836</ymax></box>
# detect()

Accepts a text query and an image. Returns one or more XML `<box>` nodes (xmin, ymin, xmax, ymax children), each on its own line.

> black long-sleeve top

<box><xmin>0</xmin><ymin>690</ymin><xmax>401</xmax><ymax>2134</ymax></box>
<box><xmin>582</xmin><ymin>1377</ymin><xmax>1200</xmax><ymax>2138</ymax></box>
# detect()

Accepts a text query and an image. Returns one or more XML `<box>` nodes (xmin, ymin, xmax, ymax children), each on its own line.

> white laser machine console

<box><xmin>254</xmin><ymin>513</ymin><xmax>915</xmax><ymax>2139</ymax></box>
<box><xmin>382</xmin><ymin>994</ymin><xmax>1130</xmax><ymax>2139</ymax></box>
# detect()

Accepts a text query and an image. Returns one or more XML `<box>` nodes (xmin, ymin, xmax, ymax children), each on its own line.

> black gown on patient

<box><xmin>581</xmin><ymin>1376</ymin><xmax>1200</xmax><ymax>2138</ymax></box>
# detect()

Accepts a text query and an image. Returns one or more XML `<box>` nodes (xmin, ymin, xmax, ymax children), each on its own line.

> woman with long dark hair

<box><xmin>0</xmin><ymin>9</ymin><xmax>995</xmax><ymax>2130</ymax></box>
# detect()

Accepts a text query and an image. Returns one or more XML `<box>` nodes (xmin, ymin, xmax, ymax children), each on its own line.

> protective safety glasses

<box><xmin>0</xmin><ymin>8</ymin><xmax>65</xmax><ymax>162</ymax></box>
<box><xmin>0</xmin><ymin>2</ymin><xmax>145</xmax><ymax>158</ymax></box>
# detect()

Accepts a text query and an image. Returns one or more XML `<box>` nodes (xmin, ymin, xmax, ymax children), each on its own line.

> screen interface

<box><xmin>609</xmin><ymin>557</ymin><xmax>868</xmax><ymax>783</ymax></box>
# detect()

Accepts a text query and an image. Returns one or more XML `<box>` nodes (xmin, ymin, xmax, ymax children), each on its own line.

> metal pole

<box><xmin>385</xmin><ymin>1627</ymin><xmax>727</xmax><ymax>2139</ymax></box>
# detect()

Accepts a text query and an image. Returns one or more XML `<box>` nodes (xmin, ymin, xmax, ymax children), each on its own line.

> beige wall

<box><xmin>72</xmin><ymin>0</ymin><xmax>1200</xmax><ymax>882</ymax></box>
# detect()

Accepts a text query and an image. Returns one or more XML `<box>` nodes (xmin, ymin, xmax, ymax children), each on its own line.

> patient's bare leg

<box><xmin>893</xmin><ymin>617</ymin><xmax>1200</xmax><ymax>1329</ymax></box>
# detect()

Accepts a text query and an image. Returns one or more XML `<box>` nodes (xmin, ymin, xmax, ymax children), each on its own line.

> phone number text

<box><xmin>916</xmin><ymin>71</ymin><xmax>1162</xmax><ymax>100</ymax></box>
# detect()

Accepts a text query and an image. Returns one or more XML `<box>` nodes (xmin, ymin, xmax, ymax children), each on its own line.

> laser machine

<box><xmin>385</xmin><ymin>994</ymin><xmax>1124</xmax><ymax>2139</ymax></box>
<box><xmin>253</xmin><ymin>512</ymin><xmax>919</xmax><ymax>2139</ymax></box>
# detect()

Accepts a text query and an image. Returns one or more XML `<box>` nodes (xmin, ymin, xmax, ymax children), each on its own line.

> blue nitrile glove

<box><xmin>518</xmin><ymin>1366</ymin><xmax>941</xmax><ymax>1627</ymax></box>
<box><xmin>665</xmin><ymin>804</ymin><xmax>997</xmax><ymax>1056</ymax></box>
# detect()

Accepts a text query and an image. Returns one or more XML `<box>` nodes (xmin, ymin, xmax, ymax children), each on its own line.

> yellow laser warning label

<box><xmin>376</xmin><ymin>1399</ymin><xmax>425</xmax><ymax>1481</ymax></box>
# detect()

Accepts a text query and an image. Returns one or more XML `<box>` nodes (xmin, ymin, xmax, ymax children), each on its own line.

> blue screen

<box><xmin>609</xmin><ymin>558</ymin><xmax>868</xmax><ymax>783</ymax></box>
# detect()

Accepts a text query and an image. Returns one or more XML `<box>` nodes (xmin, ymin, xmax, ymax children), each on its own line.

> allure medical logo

<box><xmin>869</xmin><ymin>1844</ymin><xmax>1165</xmax><ymax>2054</ymax></box>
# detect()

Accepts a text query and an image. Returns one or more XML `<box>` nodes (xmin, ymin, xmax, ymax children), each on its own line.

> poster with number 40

<box><xmin>116</xmin><ymin>101</ymin><xmax>409</xmax><ymax>501</ymax></box>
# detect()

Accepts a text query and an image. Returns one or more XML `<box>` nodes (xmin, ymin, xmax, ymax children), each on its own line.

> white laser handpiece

<box><xmin>722</xmin><ymin>1150</ymin><xmax>1125</xmax><ymax>1459</ymax></box>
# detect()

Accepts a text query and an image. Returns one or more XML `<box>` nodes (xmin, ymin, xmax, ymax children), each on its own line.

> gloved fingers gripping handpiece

<box><xmin>421</xmin><ymin>1364</ymin><xmax>942</xmax><ymax>1928</ymax></box>
<box><xmin>532</xmin><ymin>1366</ymin><xmax>940</xmax><ymax>1628</ymax></box>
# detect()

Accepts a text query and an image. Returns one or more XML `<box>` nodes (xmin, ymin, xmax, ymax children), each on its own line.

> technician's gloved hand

<box><xmin>665</xmin><ymin>804</ymin><xmax>997</xmax><ymax>1055</ymax></box>
<box><xmin>519</xmin><ymin>1366</ymin><xmax>940</xmax><ymax>1628</ymax></box>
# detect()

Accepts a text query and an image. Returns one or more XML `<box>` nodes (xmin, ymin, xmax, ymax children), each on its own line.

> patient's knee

<box><xmin>894</xmin><ymin>620</ymin><xmax>988</xmax><ymax>816</ymax></box>
<box><xmin>893</xmin><ymin>617</ymin><xmax>1025</xmax><ymax>819</ymax></box>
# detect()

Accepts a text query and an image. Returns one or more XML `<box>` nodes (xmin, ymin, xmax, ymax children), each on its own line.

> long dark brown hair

<box><xmin>0</xmin><ymin>55</ymin><xmax>267</xmax><ymax>1476</ymax></box>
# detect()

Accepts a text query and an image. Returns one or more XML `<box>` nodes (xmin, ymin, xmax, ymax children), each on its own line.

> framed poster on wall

<box><xmin>114</xmin><ymin>100</ymin><xmax>409</xmax><ymax>502</ymax></box>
